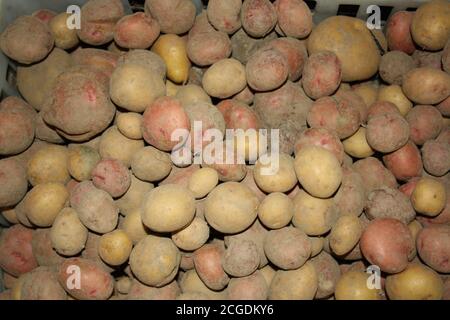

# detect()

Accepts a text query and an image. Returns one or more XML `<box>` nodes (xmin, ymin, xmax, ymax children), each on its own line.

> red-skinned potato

<box><xmin>241</xmin><ymin>0</ymin><xmax>277</xmax><ymax>38</ymax></box>
<box><xmin>275</xmin><ymin>0</ymin><xmax>313</xmax><ymax>39</ymax></box>
<box><xmin>385</xmin><ymin>11</ymin><xmax>415</xmax><ymax>54</ymax></box>
<box><xmin>383</xmin><ymin>141</ymin><xmax>423</xmax><ymax>181</ymax></box>
<box><xmin>422</xmin><ymin>140</ymin><xmax>450</xmax><ymax>177</ymax></box>
<box><xmin>193</xmin><ymin>243</ymin><xmax>229</xmax><ymax>291</ymax></box>
<box><xmin>406</xmin><ymin>105</ymin><xmax>443</xmax><ymax>146</ymax></box>
<box><xmin>353</xmin><ymin>157</ymin><xmax>398</xmax><ymax>195</ymax></box>
<box><xmin>207</xmin><ymin>0</ymin><xmax>242</xmax><ymax>34</ymax></box>
<box><xmin>294</xmin><ymin>128</ymin><xmax>344</xmax><ymax>164</ymax></box>
<box><xmin>114</xmin><ymin>13</ymin><xmax>160</xmax><ymax>49</ymax></box>
<box><xmin>0</xmin><ymin>158</ymin><xmax>28</xmax><ymax>208</ymax></box>
<box><xmin>145</xmin><ymin>0</ymin><xmax>196</xmax><ymax>35</ymax></box>
<box><xmin>417</xmin><ymin>225</ymin><xmax>450</xmax><ymax>273</ymax></box>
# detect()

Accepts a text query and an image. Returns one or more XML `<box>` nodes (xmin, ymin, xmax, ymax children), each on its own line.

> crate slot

<box><xmin>337</xmin><ymin>4</ymin><xmax>360</xmax><ymax>17</ymax></box>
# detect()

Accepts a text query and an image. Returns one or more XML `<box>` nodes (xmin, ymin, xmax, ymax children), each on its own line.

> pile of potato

<box><xmin>0</xmin><ymin>0</ymin><xmax>449</xmax><ymax>300</ymax></box>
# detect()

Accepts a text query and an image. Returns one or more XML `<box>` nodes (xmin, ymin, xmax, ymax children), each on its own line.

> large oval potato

<box><xmin>202</xmin><ymin>58</ymin><xmax>247</xmax><ymax>99</ymax></box>
<box><xmin>402</xmin><ymin>68</ymin><xmax>450</xmax><ymax>105</ymax></box>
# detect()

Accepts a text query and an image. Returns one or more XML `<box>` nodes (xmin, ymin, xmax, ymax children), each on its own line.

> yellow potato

<box><xmin>116</xmin><ymin>112</ymin><xmax>143</xmax><ymax>140</ymax></box>
<box><xmin>260</xmin><ymin>265</ymin><xmax>276</xmax><ymax>287</ymax></box>
<box><xmin>50</xmin><ymin>207</ymin><xmax>88</xmax><ymax>256</ymax></box>
<box><xmin>120</xmin><ymin>208</ymin><xmax>149</xmax><ymax>245</ymax></box>
<box><xmin>254</xmin><ymin>153</ymin><xmax>297</xmax><ymax>193</ymax></box>
<box><xmin>377</xmin><ymin>84</ymin><xmax>412</xmax><ymax>116</ymax></box>
<box><xmin>292</xmin><ymin>190</ymin><xmax>338</xmax><ymax>236</ymax></box>
<box><xmin>309</xmin><ymin>237</ymin><xmax>324</xmax><ymax>257</ymax></box>
<box><xmin>352</xmin><ymin>82</ymin><xmax>378</xmax><ymax>110</ymax></box>
<box><xmin>202</xmin><ymin>58</ymin><xmax>247</xmax><ymax>99</ymax></box>
<box><xmin>179</xmin><ymin>269</ymin><xmax>227</xmax><ymax>300</ymax></box>
<box><xmin>115</xmin><ymin>174</ymin><xmax>154</xmax><ymax>216</ymax></box>
<box><xmin>175</xmin><ymin>84</ymin><xmax>212</xmax><ymax>106</ymax></box>
<box><xmin>258</xmin><ymin>192</ymin><xmax>294</xmax><ymax>229</ymax></box>
<box><xmin>188</xmin><ymin>168</ymin><xmax>219</xmax><ymax>199</ymax></box>
<box><xmin>402</xmin><ymin>67</ymin><xmax>450</xmax><ymax>105</ymax></box>
<box><xmin>99</xmin><ymin>230</ymin><xmax>133</xmax><ymax>266</ymax></box>
<box><xmin>152</xmin><ymin>34</ymin><xmax>190</xmax><ymax>84</ymax></box>
<box><xmin>131</xmin><ymin>146</ymin><xmax>173</xmax><ymax>182</ymax></box>
<box><xmin>343</xmin><ymin>127</ymin><xmax>374</xmax><ymax>158</ymax></box>
<box><xmin>385</xmin><ymin>263</ymin><xmax>444</xmax><ymax>300</ymax></box>
<box><xmin>49</xmin><ymin>13</ymin><xmax>79</xmax><ymax>49</ymax></box>
<box><xmin>335</xmin><ymin>271</ymin><xmax>382</xmax><ymax>300</ymax></box>
<box><xmin>27</xmin><ymin>145</ymin><xmax>70</xmax><ymax>186</ymax></box>
<box><xmin>411</xmin><ymin>177</ymin><xmax>447</xmax><ymax>217</ymax></box>
<box><xmin>171</xmin><ymin>217</ymin><xmax>210</xmax><ymax>251</ymax></box>
<box><xmin>24</xmin><ymin>183</ymin><xmax>69</xmax><ymax>227</ymax></box>
<box><xmin>294</xmin><ymin>146</ymin><xmax>342</xmax><ymax>198</ymax></box>
<box><xmin>329</xmin><ymin>215</ymin><xmax>362</xmax><ymax>256</ymax></box>
<box><xmin>67</xmin><ymin>145</ymin><xmax>101</xmax><ymax>181</ymax></box>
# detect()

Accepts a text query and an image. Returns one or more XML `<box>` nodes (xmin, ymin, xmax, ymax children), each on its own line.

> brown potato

<box><xmin>31</xmin><ymin>228</ymin><xmax>64</xmax><ymax>267</ymax></box>
<box><xmin>171</xmin><ymin>217</ymin><xmax>209</xmax><ymax>251</ymax></box>
<box><xmin>92</xmin><ymin>159</ymin><xmax>131</xmax><ymax>198</ymax></box>
<box><xmin>207</xmin><ymin>0</ymin><xmax>242</xmax><ymax>34</ymax></box>
<box><xmin>115</xmin><ymin>175</ymin><xmax>154</xmax><ymax>217</ymax></box>
<box><xmin>114</xmin><ymin>12</ymin><xmax>160</xmax><ymax>49</ymax></box>
<box><xmin>145</xmin><ymin>0</ymin><xmax>196</xmax><ymax>35</ymax></box>
<box><xmin>275</xmin><ymin>0</ymin><xmax>313</xmax><ymax>39</ymax></box>
<box><xmin>353</xmin><ymin>157</ymin><xmax>398</xmax><ymax>195</ymax></box>
<box><xmin>417</xmin><ymin>225</ymin><xmax>450</xmax><ymax>273</ymax></box>
<box><xmin>379</xmin><ymin>51</ymin><xmax>415</xmax><ymax>86</ymax></box>
<box><xmin>241</xmin><ymin>0</ymin><xmax>277</xmax><ymax>38</ymax></box>
<box><xmin>422</xmin><ymin>140</ymin><xmax>450</xmax><ymax>177</ymax></box>
<box><xmin>310</xmin><ymin>251</ymin><xmax>341</xmax><ymax>299</ymax></box>
<box><xmin>0</xmin><ymin>158</ymin><xmax>28</xmax><ymax>208</ymax></box>
<box><xmin>21</xmin><ymin>266</ymin><xmax>67</xmax><ymax>300</ymax></box>
<box><xmin>366</xmin><ymin>113</ymin><xmax>410</xmax><ymax>153</ymax></box>
<box><xmin>127</xmin><ymin>279</ymin><xmax>180</xmax><ymax>300</ymax></box>
<box><xmin>222</xmin><ymin>239</ymin><xmax>260</xmax><ymax>278</ymax></box>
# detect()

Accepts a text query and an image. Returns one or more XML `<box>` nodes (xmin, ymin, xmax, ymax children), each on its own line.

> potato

<box><xmin>247</xmin><ymin>48</ymin><xmax>289</xmax><ymax>92</ymax></box>
<box><xmin>32</xmin><ymin>9</ymin><xmax>56</xmax><ymax>24</ymax></box>
<box><xmin>31</xmin><ymin>228</ymin><xmax>64</xmax><ymax>267</ymax></box>
<box><xmin>383</xmin><ymin>141</ymin><xmax>423</xmax><ymax>181</ymax></box>
<box><xmin>386</xmin><ymin>263</ymin><xmax>443</xmax><ymax>300</ymax></box>
<box><xmin>80</xmin><ymin>233</ymin><xmax>114</xmax><ymax>274</ymax></box>
<box><xmin>411</xmin><ymin>177</ymin><xmax>447</xmax><ymax>217</ymax></box>
<box><xmin>294</xmin><ymin>128</ymin><xmax>344</xmax><ymax>163</ymax></box>
<box><xmin>34</xmin><ymin>112</ymin><xmax>63</xmax><ymax>144</ymax></box>
<box><xmin>20</xmin><ymin>266</ymin><xmax>67</xmax><ymax>300</ymax></box>
<box><xmin>353</xmin><ymin>157</ymin><xmax>398</xmax><ymax>195</ymax></box>
<box><xmin>117</xmin><ymin>50</ymin><xmax>166</xmax><ymax>80</ymax></box>
<box><xmin>142</xmin><ymin>97</ymin><xmax>190</xmax><ymax>152</ymax></box>
<box><xmin>231</xmin><ymin>29</ymin><xmax>277</xmax><ymax>65</ymax></box>
<box><xmin>360</xmin><ymin>218</ymin><xmax>414</xmax><ymax>274</ymax></box>
<box><xmin>222</xmin><ymin>240</ymin><xmax>259</xmax><ymax>278</ymax></box>
<box><xmin>70</xmin><ymin>181</ymin><xmax>119</xmax><ymax>234</ymax></box>
<box><xmin>411</xmin><ymin>0</ymin><xmax>450</xmax><ymax>51</ymax></box>
<box><xmin>294</xmin><ymin>146</ymin><xmax>342</xmax><ymax>198</ymax></box>
<box><xmin>0</xmin><ymin>158</ymin><xmax>28</xmax><ymax>208</ymax></box>
<box><xmin>175</xmin><ymin>85</ymin><xmax>212</xmax><ymax>108</ymax></box>
<box><xmin>42</xmin><ymin>68</ymin><xmax>116</xmax><ymax>142</ymax></box>
<box><xmin>145</xmin><ymin>0</ymin><xmax>195</xmax><ymax>34</ymax></box>
<box><xmin>417</xmin><ymin>225</ymin><xmax>450</xmax><ymax>273</ymax></box>
<box><xmin>114</xmin><ymin>12</ymin><xmax>159</xmax><ymax>49</ymax></box>
<box><xmin>379</xmin><ymin>51</ymin><xmax>415</xmax><ymax>86</ymax></box>
<box><xmin>366</xmin><ymin>187</ymin><xmax>416</xmax><ymax>224</ymax></box>
<box><xmin>77</xmin><ymin>0</ymin><xmax>124</xmax><ymax>46</ymax></box>
<box><xmin>377</xmin><ymin>84</ymin><xmax>412</xmax><ymax>117</ymax></box>
<box><xmin>127</xmin><ymin>279</ymin><xmax>180</xmax><ymax>300</ymax></box>
<box><xmin>129</xmin><ymin>235</ymin><xmax>180</xmax><ymax>287</ymax></box>
<box><xmin>307</xmin><ymin>95</ymin><xmax>360</xmax><ymax>140</ymax></box>
<box><xmin>58</xmin><ymin>258</ymin><xmax>114</xmax><ymax>300</ymax></box>
<box><xmin>50</xmin><ymin>207</ymin><xmax>88</xmax><ymax>256</ymax></box>
<box><xmin>302</xmin><ymin>51</ymin><xmax>342</xmax><ymax>99</ymax></box>
<box><xmin>292</xmin><ymin>190</ymin><xmax>338</xmax><ymax>236</ymax></box>
<box><xmin>342</xmin><ymin>127</ymin><xmax>374</xmax><ymax>159</ymax></box>
<box><xmin>187</xmin><ymin>28</ymin><xmax>231</xmax><ymax>67</ymax></box>
<box><xmin>92</xmin><ymin>159</ymin><xmax>131</xmax><ymax>198</ymax></box>
<box><xmin>275</xmin><ymin>0</ymin><xmax>312</xmax><ymax>39</ymax></box>
<box><xmin>334</xmin><ymin>166</ymin><xmax>365</xmax><ymax>217</ymax></box>
<box><xmin>412</xmin><ymin>49</ymin><xmax>443</xmax><ymax>69</ymax></box>
<box><xmin>253</xmin><ymin>153</ymin><xmax>296</xmax><ymax>193</ymax></box>
<box><xmin>98</xmin><ymin>230</ymin><xmax>133</xmax><ymax>266</ymax></box>
<box><xmin>99</xmin><ymin>126</ymin><xmax>144</xmax><ymax>168</ymax></box>
<box><xmin>110</xmin><ymin>63</ymin><xmax>165</xmax><ymax>113</ymax></box>
<box><xmin>67</xmin><ymin>145</ymin><xmax>100</xmax><ymax>182</ymax></box>
<box><xmin>0</xmin><ymin>16</ymin><xmax>54</xmax><ymax>64</ymax></box>
<box><xmin>160</xmin><ymin>164</ymin><xmax>200</xmax><ymax>188</ymax></box>
<box><xmin>241</xmin><ymin>0</ymin><xmax>277</xmax><ymax>38</ymax></box>
<box><xmin>264</xmin><ymin>227</ymin><xmax>311</xmax><ymax>270</ymax></box>
<box><xmin>308</xmin><ymin>16</ymin><xmax>380</xmax><ymax>82</ymax></box>
<box><xmin>120</xmin><ymin>208</ymin><xmax>149</xmax><ymax>245</ymax></box>
<box><xmin>226</xmin><ymin>271</ymin><xmax>268</xmax><ymax>300</ymax></box>
<box><xmin>114</xmin><ymin>113</ymin><xmax>142</xmax><ymax>140</ymax></box>
<box><xmin>269</xmin><ymin>261</ymin><xmax>317</xmax><ymax>300</ymax></box>
<box><xmin>0</xmin><ymin>225</ymin><xmax>37</xmax><ymax>277</ymax></box>
<box><xmin>16</xmin><ymin>48</ymin><xmax>72</xmax><ymax>112</ymax></box>
<box><xmin>407</xmin><ymin>105</ymin><xmax>443</xmax><ymax>146</ymax></box>
<box><xmin>310</xmin><ymin>251</ymin><xmax>341</xmax><ymax>299</ymax></box>
<box><xmin>71</xmin><ymin>48</ymin><xmax>119</xmax><ymax>79</ymax></box>
<box><xmin>437</xmin><ymin>96</ymin><xmax>450</xmax><ymax>117</ymax></box>
<box><xmin>202</xmin><ymin>58</ymin><xmax>247</xmax><ymax>98</ymax></box>
<box><xmin>422</xmin><ymin>140</ymin><xmax>450</xmax><ymax>177</ymax></box>
<box><xmin>335</xmin><ymin>271</ymin><xmax>382</xmax><ymax>300</ymax></box>
<box><xmin>171</xmin><ymin>217</ymin><xmax>209</xmax><ymax>252</ymax></box>
<box><xmin>329</xmin><ymin>215</ymin><xmax>362</xmax><ymax>256</ymax></box>
<box><xmin>130</xmin><ymin>147</ymin><xmax>172</xmax><ymax>183</ymax></box>
<box><xmin>187</xmin><ymin>168</ymin><xmax>219</xmax><ymax>199</ymax></box>
<box><xmin>22</xmin><ymin>182</ymin><xmax>68</xmax><ymax>227</ymax></box>
<box><xmin>258</xmin><ymin>192</ymin><xmax>294</xmax><ymax>229</ymax></box>
<box><xmin>385</xmin><ymin>11</ymin><xmax>415</xmax><ymax>54</ymax></box>
<box><xmin>403</xmin><ymin>68</ymin><xmax>450</xmax><ymax>105</ymax></box>
<box><xmin>179</xmin><ymin>269</ymin><xmax>227</xmax><ymax>300</ymax></box>
<box><xmin>206</xmin><ymin>0</ymin><xmax>241</xmax><ymax>34</ymax></box>
<box><xmin>152</xmin><ymin>34</ymin><xmax>190</xmax><ymax>84</ymax></box>
<box><xmin>193</xmin><ymin>243</ymin><xmax>229</xmax><ymax>290</ymax></box>
<box><xmin>204</xmin><ymin>182</ymin><xmax>259</xmax><ymax>234</ymax></box>
<box><xmin>27</xmin><ymin>144</ymin><xmax>70</xmax><ymax>186</ymax></box>
<box><xmin>366</xmin><ymin>113</ymin><xmax>410</xmax><ymax>153</ymax></box>
<box><xmin>49</xmin><ymin>13</ymin><xmax>79</xmax><ymax>50</ymax></box>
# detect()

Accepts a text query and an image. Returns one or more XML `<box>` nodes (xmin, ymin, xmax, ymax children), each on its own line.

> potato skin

<box><xmin>295</xmin><ymin>128</ymin><xmax>344</xmax><ymax>164</ymax></box>
<box><xmin>207</xmin><ymin>0</ymin><xmax>242</xmax><ymax>34</ymax></box>
<box><xmin>366</xmin><ymin>113</ymin><xmax>410</xmax><ymax>153</ymax></box>
<box><xmin>386</xmin><ymin>11</ymin><xmax>415</xmax><ymax>54</ymax></box>
<box><xmin>264</xmin><ymin>227</ymin><xmax>311</xmax><ymax>270</ymax></box>
<box><xmin>50</xmin><ymin>208</ymin><xmax>88</xmax><ymax>256</ymax></box>
<box><xmin>127</xmin><ymin>279</ymin><xmax>180</xmax><ymax>300</ymax></box>
<box><xmin>310</xmin><ymin>251</ymin><xmax>341</xmax><ymax>299</ymax></box>
<box><xmin>203</xmin><ymin>58</ymin><xmax>247</xmax><ymax>99</ymax></box>
<box><xmin>241</xmin><ymin>0</ymin><xmax>277</xmax><ymax>38</ymax></box>
<box><xmin>334</xmin><ymin>165</ymin><xmax>365</xmax><ymax>217</ymax></box>
<box><xmin>187</xmin><ymin>29</ymin><xmax>232</xmax><ymax>67</ymax></box>
<box><xmin>193</xmin><ymin>243</ymin><xmax>229</xmax><ymax>291</ymax></box>
<box><xmin>32</xmin><ymin>228</ymin><xmax>64</xmax><ymax>267</ymax></box>
<box><xmin>92</xmin><ymin>159</ymin><xmax>131</xmax><ymax>198</ymax></box>
<box><xmin>227</xmin><ymin>271</ymin><xmax>268</xmax><ymax>300</ymax></box>
<box><xmin>379</xmin><ymin>51</ymin><xmax>416</xmax><ymax>86</ymax></box>
<box><xmin>49</xmin><ymin>13</ymin><xmax>79</xmax><ymax>50</ymax></box>
<box><xmin>0</xmin><ymin>158</ymin><xmax>28</xmax><ymax>208</ymax></box>
<box><xmin>330</xmin><ymin>215</ymin><xmax>362</xmax><ymax>256</ymax></box>
<box><xmin>268</xmin><ymin>261</ymin><xmax>318</xmax><ymax>300</ymax></box>
<box><xmin>58</xmin><ymin>258</ymin><xmax>114</xmax><ymax>300</ymax></box>
<box><xmin>383</xmin><ymin>141</ymin><xmax>423</xmax><ymax>181</ymax></box>
<box><xmin>386</xmin><ymin>263</ymin><xmax>444</xmax><ymax>300</ymax></box>
<box><xmin>21</xmin><ymin>266</ymin><xmax>67</xmax><ymax>300</ymax></box>
<box><xmin>114</xmin><ymin>13</ymin><xmax>160</xmax><ymax>49</ymax></box>
<box><xmin>68</xmin><ymin>145</ymin><xmax>101</xmax><ymax>182</ymax></box>
<box><xmin>145</xmin><ymin>0</ymin><xmax>196</xmax><ymax>35</ymax></box>
<box><xmin>360</xmin><ymin>218</ymin><xmax>414</xmax><ymax>274</ymax></box>
<box><xmin>402</xmin><ymin>68</ymin><xmax>450</xmax><ymax>105</ymax></box>
<box><xmin>417</xmin><ymin>225</ymin><xmax>450</xmax><ymax>273</ymax></box>
<box><xmin>353</xmin><ymin>156</ymin><xmax>398</xmax><ymax>195</ymax></box>
<box><xmin>406</xmin><ymin>105</ymin><xmax>443</xmax><ymax>146</ymax></box>
<box><xmin>253</xmin><ymin>153</ymin><xmax>297</xmax><ymax>193</ymax></box>
<box><xmin>422</xmin><ymin>140</ymin><xmax>450</xmax><ymax>177</ymax></box>
<box><xmin>411</xmin><ymin>177</ymin><xmax>447</xmax><ymax>217</ymax></box>
<box><xmin>275</xmin><ymin>0</ymin><xmax>313</xmax><ymax>39</ymax></box>
<box><xmin>335</xmin><ymin>271</ymin><xmax>382</xmax><ymax>300</ymax></box>
<box><xmin>0</xmin><ymin>16</ymin><xmax>54</xmax><ymax>64</ymax></box>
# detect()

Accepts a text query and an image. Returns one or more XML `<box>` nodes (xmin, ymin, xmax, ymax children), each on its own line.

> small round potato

<box><xmin>129</xmin><ymin>235</ymin><xmax>180</xmax><ymax>287</ymax></box>
<box><xmin>377</xmin><ymin>84</ymin><xmax>412</xmax><ymax>116</ymax></box>
<box><xmin>411</xmin><ymin>178</ymin><xmax>447</xmax><ymax>217</ymax></box>
<box><xmin>223</xmin><ymin>239</ymin><xmax>260</xmax><ymax>278</ymax></box>
<box><xmin>116</xmin><ymin>112</ymin><xmax>143</xmax><ymax>140</ymax></box>
<box><xmin>330</xmin><ymin>215</ymin><xmax>362</xmax><ymax>256</ymax></box>
<box><xmin>417</xmin><ymin>225</ymin><xmax>450</xmax><ymax>273</ymax></box>
<box><xmin>27</xmin><ymin>145</ymin><xmax>70</xmax><ymax>186</ymax></box>
<box><xmin>141</xmin><ymin>184</ymin><xmax>196</xmax><ymax>233</ymax></box>
<box><xmin>24</xmin><ymin>183</ymin><xmax>69</xmax><ymax>227</ymax></box>
<box><xmin>98</xmin><ymin>230</ymin><xmax>133</xmax><ymax>266</ymax></box>
<box><xmin>294</xmin><ymin>146</ymin><xmax>342</xmax><ymax>199</ymax></box>
<box><xmin>335</xmin><ymin>271</ymin><xmax>382</xmax><ymax>300</ymax></box>
<box><xmin>386</xmin><ymin>263</ymin><xmax>444</xmax><ymax>300</ymax></box>
<box><xmin>254</xmin><ymin>153</ymin><xmax>297</xmax><ymax>193</ymax></box>
<box><xmin>50</xmin><ymin>207</ymin><xmax>88</xmax><ymax>256</ymax></box>
<box><xmin>171</xmin><ymin>217</ymin><xmax>210</xmax><ymax>251</ymax></box>
<box><xmin>292</xmin><ymin>190</ymin><xmax>338</xmax><ymax>236</ymax></box>
<box><xmin>204</xmin><ymin>182</ymin><xmax>259</xmax><ymax>234</ymax></box>
<box><xmin>258</xmin><ymin>192</ymin><xmax>294</xmax><ymax>229</ymax></box>
<box><xmin>92</xmin><ymin>159</ymin><xmax>131</xmax><ymax>198</ymax></box>
<box><xmin>193</xmin><ymin>243</ymin><xmax>229</xmax><ymax>291</ymax></box>
<box><xmin>131</xmin><ymin>147</ymin><xmax>173</xmax><ymax>182</ymax></box>
<box><xmin>188</xmin><ymin>168</ymin><xmax>219</xmax><ymax>199</ymax></box>
<box><xmin>342</xmin><ymin>127</ymin><xmax>374</xmax><ymax>158</ymax></box>
<box><xmin>202</xmin><ymin>58</ymin><xmax>247</xmax><ymax>99</ymax></box>
<box><xmin>49</xmin><ymin>13</ymin><xmax>79</xmax><ymax>49</ymax></box>
<box><xmin>68</xmin><ymin>145</ymin><xmax>101</xmax><ymax>182</ymax></box>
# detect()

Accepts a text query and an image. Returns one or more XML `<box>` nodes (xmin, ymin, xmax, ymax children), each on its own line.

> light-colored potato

<box><xmin>188</xmin><ymin>168</ymin><xmax>219</xmax><ymax>199</ymax></box>
<box><xmin>258</xmin><ymin>192</ymin><xmax>294</xmax><ymax>229</ymax></box>
<box><xmin>411</xmin><ymin>178</ymin><xmax>447</xmax><ymax>217</ymax></box>
<box><xmin>292</xmin><ymin>190</ymin><xmax>338</xmax><ymax>236</ymax></box>
<box><xmin>329</xmin><ymin>215</ymin><xmax>362</xmax><ymax>256</ymax></box>
<box><xmin>254</xmin><ymin>153</ymin><xmax>297</xmax><ymax>193</ymax></box>
<box><xmin>120</xmin><ymin>208</ymin><xmax>149</xmax><ymax>245</ymax></box>
<box><xmin>116</xmin><ymin>175</ymin><xmax>154</xmax><ymax>216</ymax></box>
<box><xmin>141</xmin><ymin>184</ymin><xmax>196</xmax><ymax>233</ymax></box>
<box><xmin>50</xmin><ymin>207</ymin><xmax>88</xmax><ymax>256</ymax></box>
<box><xmin>294</xmin><ymin>146</ymin><xmax>342</xmax><ymax>199</ymax></box>
<box><xmin>343</xmin><ymin>127</ymin><xmax>374</xmax><ymax>158</ymax></box>
<box><xmin>175</xmin><ymin>84</ymin><xmax>212</xmax><ymax>107</ymax></box>
<box><xmin>171</xmin><ymin>217</ymin><xmax>209</xmax><ymax>251</ymax></box>
<box><xmin>116</xmin><ymin>113</ymin><xmax>143</xmax><ymax>140</ymax></box>
<box><xmin>402</xmin><ymin>67</ymin><xmax>450</xmax><ymax>105</ymax></box>
<box><xmin>49</xmin><ymin>13</ymin><xmax>79</xmax><ymax>49</ymax></box>
<box><xmin>98</xmin><ymin>230</ymin><xmax>133</xmax><ymax>266</ymax></box>
<box><xmin>335</xmin><ymin>271</ymin><xmax>382</xmax><ymax>300</ymax></box>
<box><xmin>310</xmin><ymin>237</ymin><xmax>324</xmax><ymax>257</ymax></box>
<box><xmin>202</xmin><ymin>58</ymin><xmax>247</xmax><ymax>99</ymax></box>
<box><xmin>67</xmin><ymin>145</ymin><xmax>101</xmax><ymax>182</ymax></box>
<box><xmin>131</xmin><ymin>147</ymin><xmax>172</xmax><ymax>182</ymax></box>
<box><xmin>27</xmin><ymin>145</ymin><xmax>70</xmax><ymax>186</ymax></box>
<box><xmin>377</xmin><ymin>84</ymin><xmax>412</xmax><ymax>116</ymax></box>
